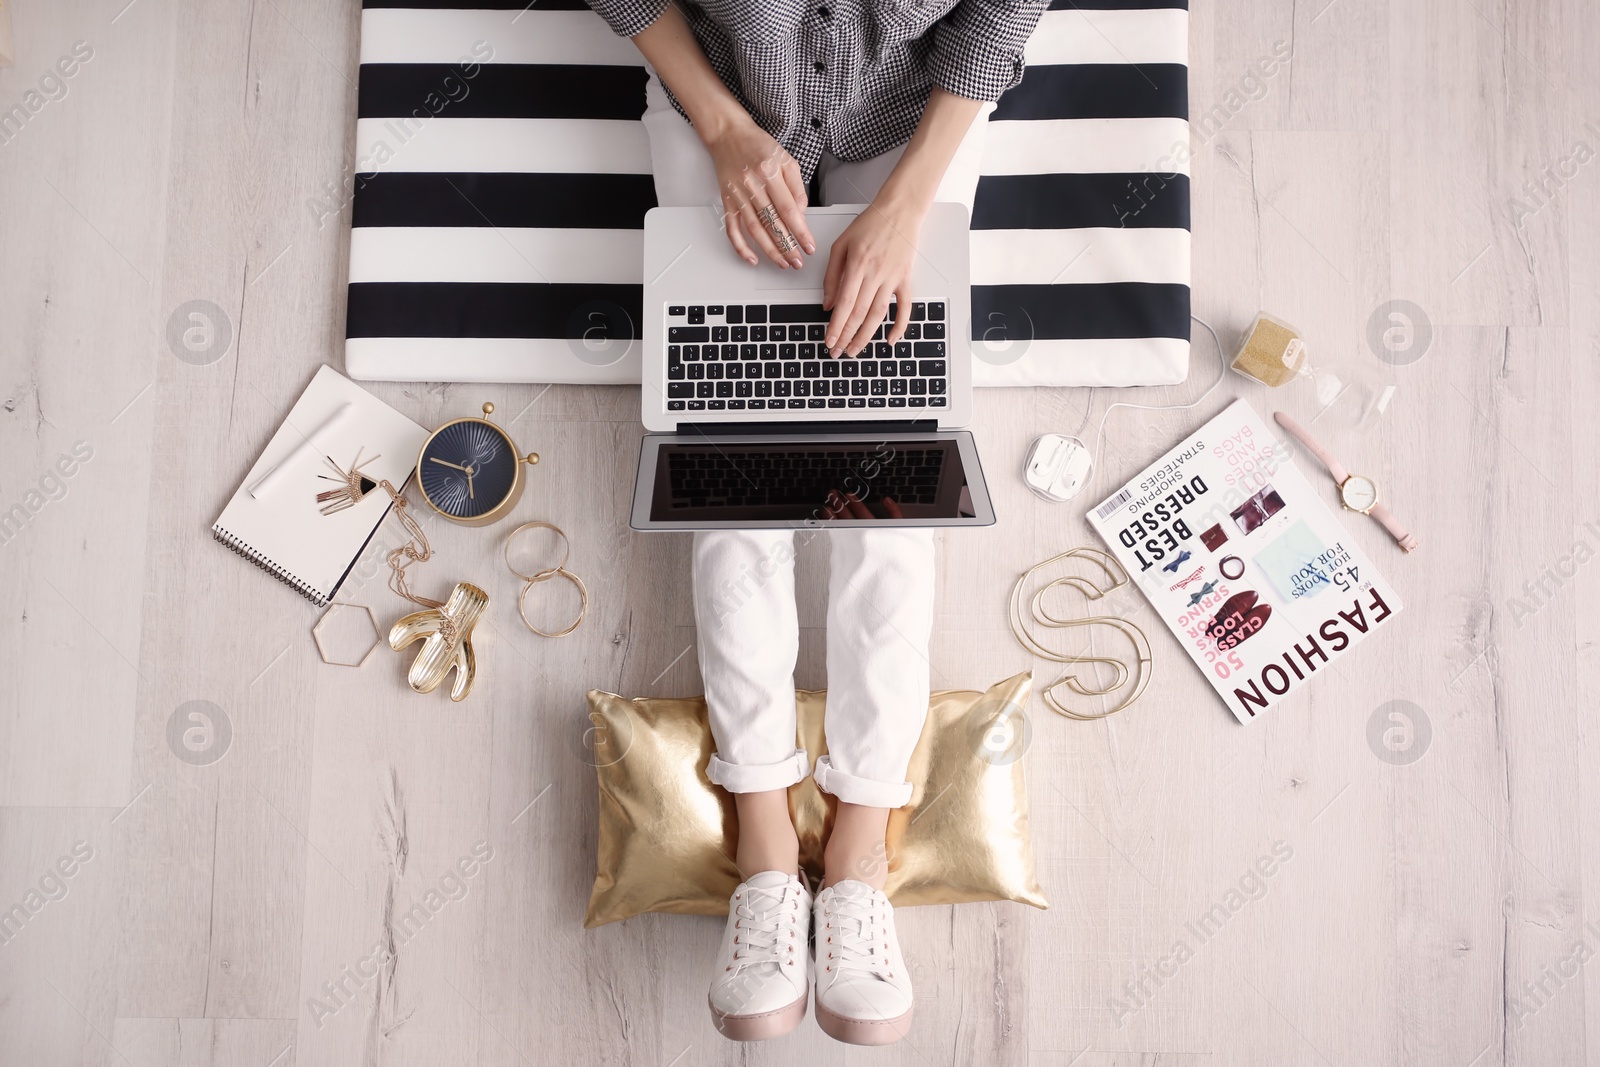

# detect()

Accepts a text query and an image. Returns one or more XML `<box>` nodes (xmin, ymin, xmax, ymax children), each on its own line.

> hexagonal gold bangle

<box><xmin>312</xmin><ymin>602</ymin><xmax>385</xmax><ymax>667</ymax></box>
<box><xmin>505</xmin><ymin>521</ymin><xmax>588</xmax><ymax>638</ymax></box>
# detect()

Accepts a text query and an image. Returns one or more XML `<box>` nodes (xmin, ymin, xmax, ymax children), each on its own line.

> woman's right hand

<box><xmin>623</xmin><ymin>6</ymin><xmax>814</xmax><ymax>268</ymax></box>
<box><xmin>701</xmin><ymin>116</ymin><xmax>815</xmax><ymax>269</ymax></box>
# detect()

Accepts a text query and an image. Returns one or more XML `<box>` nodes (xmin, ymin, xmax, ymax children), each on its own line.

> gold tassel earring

<box><xmin>316</xmin><ymin>449</ymin><xmax>381</xmax><ymax>514</ymax></box>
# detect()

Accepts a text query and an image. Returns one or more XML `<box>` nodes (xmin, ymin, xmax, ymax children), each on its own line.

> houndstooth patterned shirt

<box><xmin>586</xmin><ymin>0</ymin><xmax>1048</xmax><ymax>182</ymax></box>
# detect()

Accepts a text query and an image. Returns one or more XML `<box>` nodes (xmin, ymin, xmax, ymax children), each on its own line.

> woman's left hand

<box><xmin>822</xmin><ymin>201</ymin><xmax>926</xmax><ymax>357</ymax></box>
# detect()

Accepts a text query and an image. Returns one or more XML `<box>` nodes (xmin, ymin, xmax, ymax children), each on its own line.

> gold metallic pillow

<box><xmin>584</xmin><ymin>672</ymin><xmax>1048</xmax><ymax>927</ymax></box>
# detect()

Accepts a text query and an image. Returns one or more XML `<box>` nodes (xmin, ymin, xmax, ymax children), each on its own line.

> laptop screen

<box><xmin>649</xmin><ymin>438</ymin><xmax>976</xmax><ymax>523</ymax></box>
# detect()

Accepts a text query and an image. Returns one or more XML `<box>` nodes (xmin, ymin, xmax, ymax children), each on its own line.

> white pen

<box><xmin>248</xmin><ymin>401</ymin><xmax>353</xmax><ymax>499</ymax></box>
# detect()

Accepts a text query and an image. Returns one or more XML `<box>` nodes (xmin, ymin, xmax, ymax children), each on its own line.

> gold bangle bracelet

<box><xmin>505</xmin><ymin>521</ymin><xmax>587</xmax><ymax>637</ymax></box>
<box><xmin>517</xmin><ymin>567</ymin><xmax>588</xmax><ymax>638</ymax></box>
<box><xmin>504</xmin><ymin>520</ymin><xmax>570</xmax><ymax>582</ymax></box>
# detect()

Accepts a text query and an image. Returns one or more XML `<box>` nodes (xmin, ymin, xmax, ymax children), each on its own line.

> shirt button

<box><xmin>817</xmin><ymin>6</ymin><xmax>830</xmax><ymax>17</ymax></box>
<box><xmin>813</xmin><ymin>61</ymin><xmax>826</xmax><ymax>74</ymax></box>
<box><xmin>810</xmin><ymin>117</ymin><xmax>823</xmax><ymax>129</ymax></box>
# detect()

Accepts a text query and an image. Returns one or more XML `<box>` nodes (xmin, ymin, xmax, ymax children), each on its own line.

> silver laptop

<box><xmin>631</xmin><ymin>204</ymin><xmax>995</xmax><ymax>531</ymax></box>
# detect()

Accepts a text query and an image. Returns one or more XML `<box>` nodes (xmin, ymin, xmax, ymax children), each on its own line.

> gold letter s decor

<box><xmin>1009</xmin><ymin>548</ymin><xmax>1153</xmax><ymax>721</ymax></box>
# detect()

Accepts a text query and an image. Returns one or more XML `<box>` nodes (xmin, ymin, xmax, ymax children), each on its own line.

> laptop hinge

<box><xmin>677</xmin><ymin>420</ymin><xmax>940</xmax><ymax>437</ymax></box>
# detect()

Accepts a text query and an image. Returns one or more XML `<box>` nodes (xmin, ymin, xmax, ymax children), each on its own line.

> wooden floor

<box><xmin>2</xmin><ymin>0</ymin><xmax>1597</xmax><ymax>1064</ymax></box>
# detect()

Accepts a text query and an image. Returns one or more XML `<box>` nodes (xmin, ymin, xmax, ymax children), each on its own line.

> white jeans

<box><xmin>646</xmin><ymin>71</ymin><xmax>989</xmax><ymax>807</ymax></box>
<box><xmin>692</xmin><ymin>529</ymin><xmax>937</xmax><ymax>808</ymax></box>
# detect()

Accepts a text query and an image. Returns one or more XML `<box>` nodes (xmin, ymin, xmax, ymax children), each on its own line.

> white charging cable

<box><xmin>1089</xmin><ymin>315</ymin><xmax>1229</xmax><ymax>467</ymax></box>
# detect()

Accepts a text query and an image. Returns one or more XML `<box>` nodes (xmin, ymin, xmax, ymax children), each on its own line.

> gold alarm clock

<box><xmin>415</xmin><ymin>403</ymin><xmax>540</xmax><ymax>527</ymax></box>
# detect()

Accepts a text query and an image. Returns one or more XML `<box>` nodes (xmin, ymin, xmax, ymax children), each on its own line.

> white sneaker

<box><xmin>813</xmin><ymin>880</ymin><xmax>914</xmax><ymax>1045</ymax></box>
<box><xmin>708</xmin><ymin>871</ymin><xmax>811</xmax><ymax>1041</ymax></box>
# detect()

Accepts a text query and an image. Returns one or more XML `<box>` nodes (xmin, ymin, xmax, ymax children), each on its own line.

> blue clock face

<box><xmin>419</xmin><ymin>420</ymin><xmax>518</xmax><ymax>519</ymax></box>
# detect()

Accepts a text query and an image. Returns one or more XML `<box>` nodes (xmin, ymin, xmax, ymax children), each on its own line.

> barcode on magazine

<box><xmin>1095</xmin><ymin>489</ymin><xmax>1131</xmax><ymax>520</ymax></box>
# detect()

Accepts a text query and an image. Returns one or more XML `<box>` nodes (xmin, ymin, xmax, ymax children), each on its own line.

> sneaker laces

<box><xmin>824</xmin><ymin>887</ymin><xmax>894</xmax><ymax>982</ymax></box>
<box><xmin>729</xmin><ymin>880</ymin><xmax>801</xmax><ymax>976</ymax></box>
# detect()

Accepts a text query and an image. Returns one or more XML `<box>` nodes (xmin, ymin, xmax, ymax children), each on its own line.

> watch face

<box><xmin>1341</xmin><ymin>475</ymin><xmax>1377</xmax><ymax>513</ymax></box>
<box><xmin>419</xmin><ymin>420</ymin><xmax>518</xmax><ymax>520</ymax></box>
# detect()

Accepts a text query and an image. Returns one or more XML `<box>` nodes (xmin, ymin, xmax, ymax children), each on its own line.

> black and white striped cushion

<box><xmin>344</xmin><ymin>0</ymin><xmax>1189</xmax><ymax>388</ymax></box>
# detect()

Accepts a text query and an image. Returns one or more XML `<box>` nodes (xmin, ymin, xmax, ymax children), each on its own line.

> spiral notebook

<box><xmin>212</xmin><ymin>366</ymin><xmax>428</xmax><ymax>606</ymax></box>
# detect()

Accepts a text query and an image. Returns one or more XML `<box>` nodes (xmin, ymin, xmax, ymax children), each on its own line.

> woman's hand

<box><xmin>702</xmin><ymin>116</ymin><xmax>816</xmax><ymax>269</ymax></box>
<box><xmin>625</xmin><ymin>6</ymin><xmax>814</xmax><ymax>268</ymax></box>
<box><xmin>822</xmin><ymin>87</ymin><xmax>985</xmax><ymax>357</ymax></box>
<box><xmin>822</xmin><ymin>200</ymin><xmax>926</xmax><ymax>357</ymax></box>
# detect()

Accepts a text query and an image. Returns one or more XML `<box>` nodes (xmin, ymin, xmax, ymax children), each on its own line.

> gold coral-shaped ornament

<box><xmin>388</xmin><ymin>582</ymin><xmax>489</xmax><ymax>702</ymax></box>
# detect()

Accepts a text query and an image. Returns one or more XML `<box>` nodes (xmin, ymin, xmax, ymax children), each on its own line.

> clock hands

<box><xmin>429</xmin><ymin>456</ymin><xmax>477</xmax><ymax>500</ymax></box>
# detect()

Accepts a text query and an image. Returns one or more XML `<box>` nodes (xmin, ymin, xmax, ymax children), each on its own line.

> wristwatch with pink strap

<box><xmin>1273</xmin><ymin>411</ymin><xmax>1418</xmax><ymax>553</ymax></box>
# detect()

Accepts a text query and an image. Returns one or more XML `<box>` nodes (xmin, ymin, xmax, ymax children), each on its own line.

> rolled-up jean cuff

<box><xmin>812</xmin><ymin>755</ymin><xmax>914</xmax><ymax>808</ymax></box>
<box><xmin>705</xmin><ymin>749</ymin><xmax>811</xmax><ymax>794</ymax></box>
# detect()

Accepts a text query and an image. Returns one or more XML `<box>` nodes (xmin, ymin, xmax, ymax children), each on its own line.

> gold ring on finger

<box><xmin>755</xmin><ymin>205</ymin><xmax>794</xmax><ymax>250</ymax></box>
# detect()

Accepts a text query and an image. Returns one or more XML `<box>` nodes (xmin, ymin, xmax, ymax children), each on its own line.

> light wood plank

<box><xmin>0</xmin><ymin>0</ymin><xmax>1595</xmax><ymax>1063</ymax></box>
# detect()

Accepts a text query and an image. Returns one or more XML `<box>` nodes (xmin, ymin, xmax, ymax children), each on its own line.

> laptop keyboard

<box><xmin>667</xmin><ymin>448</ymin><xmax>946</xmax><ymax>508</ymax></box>
<box><xmin>662</xmin><ymin>301</ymin><xmax>950</xmax><ymax>414</ymax></box>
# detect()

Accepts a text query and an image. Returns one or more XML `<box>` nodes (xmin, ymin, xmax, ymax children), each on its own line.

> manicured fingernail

<box><xmin>803</xmin><ymin>240</ymin><xmax>816</xmax><ymax>254</ymax></box>
<box><xmin>746</xmin><ymin>256</ymin><xmax>758</xmax><ymax>266</ymax></box>
<box><xmin>789</xmin><ymin>256</ymin><xmax>803</xmax><ymax>269</ymax></box>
